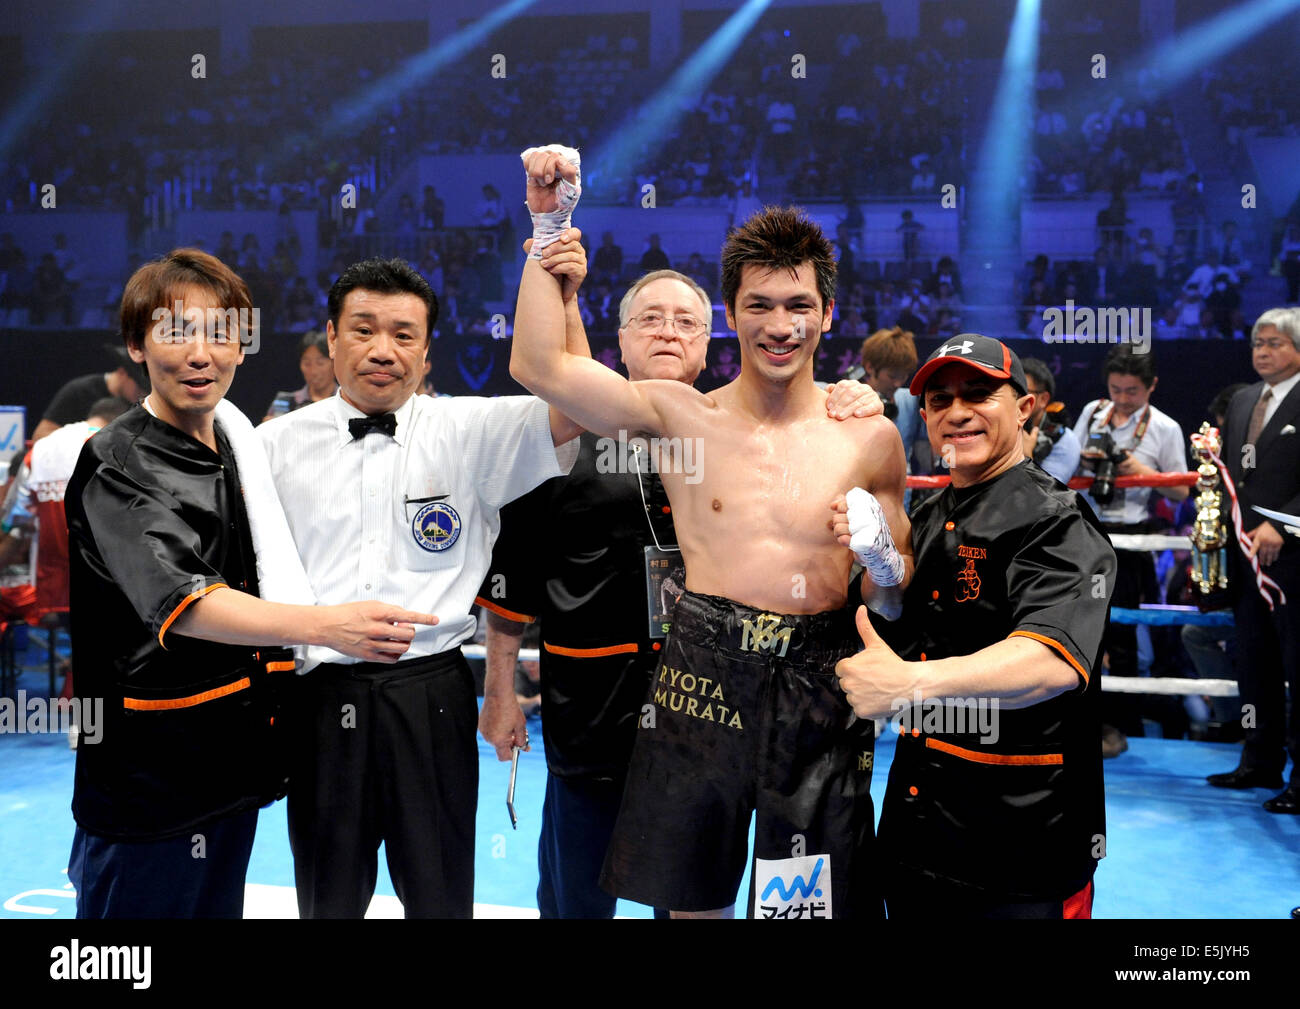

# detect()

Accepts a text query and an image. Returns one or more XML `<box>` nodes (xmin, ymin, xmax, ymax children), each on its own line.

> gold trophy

<box><xmin>1189</xmin><ymin>423</ymin><xmax>1228</xmax><ymax>594</ymax></box>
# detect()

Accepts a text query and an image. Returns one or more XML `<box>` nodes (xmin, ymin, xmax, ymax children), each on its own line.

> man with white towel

<box><xmin>65</xmin><ymin>248</ymin><xmax>435</xmax><ymax>919</ymax></box>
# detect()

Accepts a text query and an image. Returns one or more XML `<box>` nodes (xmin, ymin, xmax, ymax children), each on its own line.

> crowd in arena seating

<box><xmin>1016</xmin><ymin>189</ymin><xmax>1264</xmax><ymax>340</ymax></box>
<box><xmin>596</xmin><ymin>34</ymin><xmax>967</xmax><ymax>209</ymax></box>
<box><xmin>3</xmin><ymin>11</ymin><xmax>1296</xmax><ymax>347</ymax></box>
<box><xmin>1030</xmin><ymin>78</ymin><xmax>1188</xmax><ymax>196</ymax></box>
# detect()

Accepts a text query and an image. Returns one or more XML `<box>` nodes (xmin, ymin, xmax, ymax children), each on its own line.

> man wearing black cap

<box><xmin>31</xmin><ymin>346</ymin><xmax>147</xmax><ymax>443</ymax></box>
<box><xmin>835</xmin><ymin>335</ymin><xmax>1117</xmax><ymax>918</ymax></box>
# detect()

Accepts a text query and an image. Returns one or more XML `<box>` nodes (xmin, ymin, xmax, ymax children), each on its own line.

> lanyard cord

<box><xmin>632</xmin><ymin>445</ymin><xmax>680</xmax><ymax>553</ymax></box>
<box><xmin>1092</xmin><ymin>400</ymin><xmax>1152</xmax><ymax>448</ymax></box>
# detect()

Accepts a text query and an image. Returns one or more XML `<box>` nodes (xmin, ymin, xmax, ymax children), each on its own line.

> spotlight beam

<box><xmin>588</xmin><ymin>0</ymin><xmax>771</xmax><ymax>196</ymax></box>
<box><xmin>965</xmin><ymin>0</ymin><xmax>1041</xmax><ymax>322</ymax></box>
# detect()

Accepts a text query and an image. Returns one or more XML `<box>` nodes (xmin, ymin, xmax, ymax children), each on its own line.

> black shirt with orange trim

<box><xmin>65</xmin><ymin>406</ymin><xmax>292</xmax><ymax>841</ymax></box>
<box><xmin>476</xmin><ymin>432</ymin><xmax>677</xmax><ymax>780</ymax></box>
<box><xmin>876</xmin><ymin>459</ymin><xmax>1116</xmax><ymax>901</ymax></box>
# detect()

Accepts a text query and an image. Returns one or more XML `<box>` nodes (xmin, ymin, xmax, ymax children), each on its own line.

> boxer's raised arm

<box><xmin>514</xmin><ymin>145</ymin><xmax>701</xmax><ymax>439</ymax></box>
<box><xmin>545</xmin><ymin>295</ymin><xmax>591</xmax><ymax>445</ymax></box>
<box><xmin>515</xmin><ymin>254</ymin><xmax>666</xmax><ymax>438</ymax></box>
<box><xmin>530</xmin><ymin>231</ymin><xmax>592</xmax><ymax>445</ymax></box>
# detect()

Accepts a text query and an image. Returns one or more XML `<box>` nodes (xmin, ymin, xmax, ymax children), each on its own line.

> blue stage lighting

<box><xmin>587</xmin><ymin>0</ymin><xmax>772</xmax><ymax>196</ymax></box>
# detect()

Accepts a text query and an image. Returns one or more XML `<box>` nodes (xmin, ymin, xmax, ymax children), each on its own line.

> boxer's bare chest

<box><xmin>655</xmin><ymin>403</ymin><xmax>869</xmax><ymax>610</ymax></box>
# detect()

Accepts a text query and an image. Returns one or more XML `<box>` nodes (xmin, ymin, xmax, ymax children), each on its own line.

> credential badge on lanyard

<box><xmin>633</xmin><ymin>444</ymin><xmax>683</xmax><ymax>638</ymax></box>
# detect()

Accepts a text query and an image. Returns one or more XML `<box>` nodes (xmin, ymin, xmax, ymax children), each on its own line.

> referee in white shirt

<box><xmin>260</xmin><ymin>258</ymin><xmax>581</xmax><ymax>918</ymax></box>
<box><xmin>1073</xmin><ymin>346</ymin><xmax>1189</xmax><ymax>754</ymax></box>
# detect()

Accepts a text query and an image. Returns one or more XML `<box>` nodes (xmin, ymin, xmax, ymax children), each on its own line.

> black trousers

<box><xmin>286</xmin><ymin>650</ymin><xmax>478</xmax><ymax>918</ymax></box>
<box><xmin>1232</xmin><ymin>552</ymin><xmax>1300</xmax><ymax>782</ymax></box>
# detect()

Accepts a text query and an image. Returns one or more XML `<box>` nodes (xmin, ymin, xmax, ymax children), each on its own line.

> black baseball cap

<box><xmin>909</xmin><ymin>334</ymin><xmax>1027</xmax><ymax>396</ymax></box>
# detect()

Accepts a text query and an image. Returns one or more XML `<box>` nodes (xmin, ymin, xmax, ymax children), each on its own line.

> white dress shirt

<box><xmin>1259</xmin><ymin>370</ymin><xmax>1300</xmax><ymax>430</ymax></box>
<box><xmin>260</xmin><ymin>391</ymin><xmax>578</xmax><ymax>668</ymax></box>
<box><xmin>1073</xmin><ymin>399</ymin><xmax>1188</xmax><ymax>525</ymax></box>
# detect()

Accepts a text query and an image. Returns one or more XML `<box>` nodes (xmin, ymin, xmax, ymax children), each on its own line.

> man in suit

<box><xmin>1082</xmin><ymin>247</ymin><xmax>1124</xmax><ymax>307</ymax></box>
<box><xmin>1207</xmin><ymin>307</ymin><xmax>1300</xmax><ymax>813</ymax></box>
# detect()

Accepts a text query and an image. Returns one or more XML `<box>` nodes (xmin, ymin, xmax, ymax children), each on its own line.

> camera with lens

<box><xmin>1081</xmin><ymin>429</ymin><xmax>1128</xmax><ymax>505</ymax></box>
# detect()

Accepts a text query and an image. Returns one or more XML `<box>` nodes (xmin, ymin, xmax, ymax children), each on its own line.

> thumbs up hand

<box><xmin>835</xmin><ymin>605</ymin><xmax>915</xmax><ymax>719</ymax></box>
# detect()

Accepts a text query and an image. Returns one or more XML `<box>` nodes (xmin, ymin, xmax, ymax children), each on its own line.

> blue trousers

<box><xmin>69</xmin><ymin>808</ymin><xmax>258</xmax><ymax>919</ymax></box>
<box><xmin>537</xmin><ymin>773</ymin><xmax>624</xmax><ymax>919</ymax></box>
<box><xmin>537</xmin><ymin>773</ymin><xmax>668</xmax><ymax>919</ymax></box>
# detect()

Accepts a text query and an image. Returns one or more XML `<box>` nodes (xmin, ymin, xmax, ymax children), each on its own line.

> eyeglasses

<box><xmin>628</xmin><ymin>312</ymin><xmax>707</xmax><ymax>338</ymax></box>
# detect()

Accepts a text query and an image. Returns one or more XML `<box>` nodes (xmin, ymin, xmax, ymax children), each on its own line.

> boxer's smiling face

<box><xmin>921</xmin><ymin>364</ymin><xmax>1034</xmax><ymax>487</ymax></box>
<box><xmin>726</xmin><ymin>262</ymin><xmax>832</xmax><ymax>384</ymax></box>
<box><xmin>329</xmin><ymin>289</ymin><xmax>429</xmax><ymax>415</ymax></box>
<box><xmin>130</xmin><ymin>284</ymin><xmax>244</xmax><ymax>429</ymax></box>
<box><xmin>618</xmin><ymin>278</ymin><xmax>710</xmax><ymax>384</ymax></box>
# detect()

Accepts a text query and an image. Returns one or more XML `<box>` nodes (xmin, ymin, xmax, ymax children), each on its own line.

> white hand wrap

<box><xmin>520</xmin><ymin>144</ymin><xmax>582</xmax><ymax>259</ymax></box>
<box><xmin>846</xmin><ymin>487</ymin><xmax>904</xmax><ymax>587</ymax></box>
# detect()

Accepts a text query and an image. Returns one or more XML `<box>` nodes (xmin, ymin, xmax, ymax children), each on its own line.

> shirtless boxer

<box><xmin>511</xmin><ymin>145</ymin><xmax>911</xmax><ymax>918</ymax></box>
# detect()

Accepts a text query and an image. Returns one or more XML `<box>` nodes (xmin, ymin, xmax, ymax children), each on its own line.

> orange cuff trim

<box><xmin>475</xmin><ymin>596</ymin><xmax>537</xmax><ymax>624</ymax></box>
<box><xmin>1010</xmin><ymin>630</ymin><xmax>1090</xmax><ymax>686</ymax></box>
<box><xmin>265</xmin><ymin>660</ymin><xmax>296</xmax><ymax>673</ymax></box>
<box><xmin>124</xmin><ymin>677</ymin><xmax>251</xmax><ymax>711</ymax></box>
<box><xmin>158</xmin><ymin>582</ymin><xmax>228</xmax><ymax>649</ymax></box>
<box><xmin>543</xmin><ymin>641</ymin><xmax>639</xmax><ymax>659</ymax></box>
<box><xmin>925</xmin><ymin>737</ymin><xmax>1063</xmax><ymax>766</ymax></box>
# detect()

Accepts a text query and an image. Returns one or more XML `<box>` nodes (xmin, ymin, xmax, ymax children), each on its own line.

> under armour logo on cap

<box><xmin>909</xmin><ymin>333</ymin><xmax>1028</xmax><ymax>396</ymax></box>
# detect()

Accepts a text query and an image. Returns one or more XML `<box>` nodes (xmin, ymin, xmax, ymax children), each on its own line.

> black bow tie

<box><xmin>348</xmin><ymin>413</ymin><xmax>397</xmax><ymax>440</ymax></box>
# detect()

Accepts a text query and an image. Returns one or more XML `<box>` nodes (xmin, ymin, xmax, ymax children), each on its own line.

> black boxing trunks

<box><xmin>600</xmin><ymin>591</ymin><xmax>880</xmax><ymax>918</ymax></box>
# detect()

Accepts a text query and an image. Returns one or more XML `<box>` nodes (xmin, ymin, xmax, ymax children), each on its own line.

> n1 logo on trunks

<box><xmin>412</xmin><ymin>501</ymin><xmax>462</xmax><ymax>552</ymax></box>
<box><xmin>739</xmin><ymin>613</ymin><xmax>793</xmax><ymax>657</ymax></box>
<box><xmin>754</xmin><ymin>855</ymin><xmax>832</xmax><ymax>920</ymax></box>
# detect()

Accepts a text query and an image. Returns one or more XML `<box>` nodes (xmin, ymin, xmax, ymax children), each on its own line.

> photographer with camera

<box><xmin>1021</xmin><ymin>357</ymin><xmax>1079</xmax><ymax>486</ymax></box>
<box><xmin>1073</xmin><ymin>347</ymin><xmax>1189</xmax><ymax>757</ymax></box>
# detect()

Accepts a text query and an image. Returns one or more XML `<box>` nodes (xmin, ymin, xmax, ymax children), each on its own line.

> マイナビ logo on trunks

<box><xmin>740</xmin><ymin>613</ymin><xmax>793</xmax><ymax>657</ymax></box>
<box><xmin>955</xmin><ymin>544</ymin><xmax>985</xmax><ymax>602</ymax></box>
<box><xmin>754</xmin><ymin>854</ymin><xmax>833</xmax><ymax>919</ymax></box>
<box><xmin>413</xmin><ymin>501</ymin><xmax>461</xmax><ymax>552</ymax></box>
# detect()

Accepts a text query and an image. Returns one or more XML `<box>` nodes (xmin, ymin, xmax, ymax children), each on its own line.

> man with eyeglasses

<box><xmin>1205</xmin><ymin>307</ymin><xmax>1300</xmax><ymax>813</ymax></box>
<box><xmin>511</xmin><ymin>146</ymin><xmax>910</xmax><ymax>919</ymax></box>
<box><xmin>478</xmin><ymin>257</ymin><xmax>881</xmax><ymax>918</ymax></box>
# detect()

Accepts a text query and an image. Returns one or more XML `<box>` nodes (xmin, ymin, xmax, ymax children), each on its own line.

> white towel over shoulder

<box><xmin>214</xmin><ymin>399</ymin><xmax>317</xmax><ymax>606</ymax></box>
